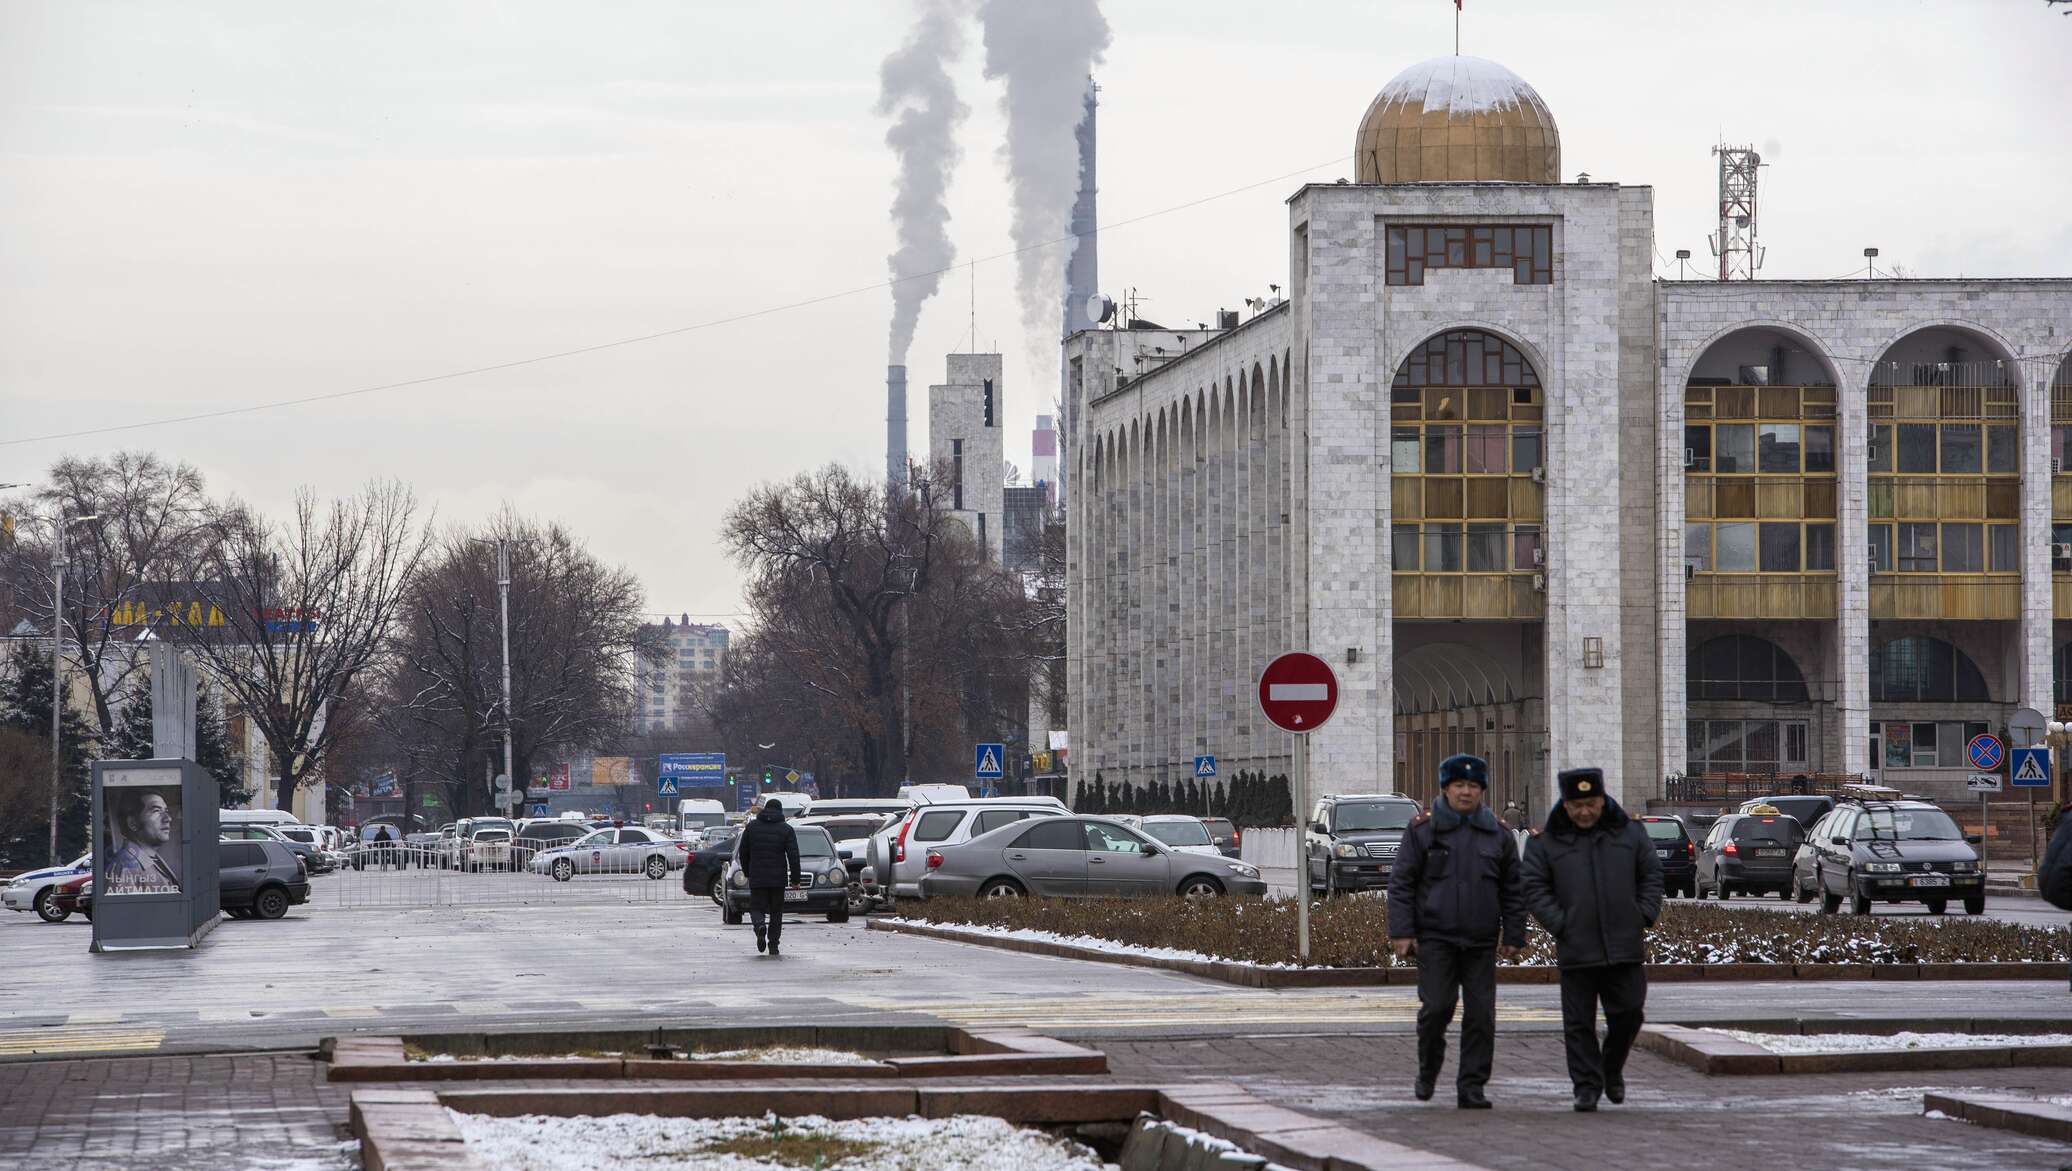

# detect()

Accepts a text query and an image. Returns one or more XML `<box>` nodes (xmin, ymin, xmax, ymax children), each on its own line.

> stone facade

<box><xmin>930</xmin><ymin>353</ymin><xmax>1006</xmax><ymax>563</ymax></box>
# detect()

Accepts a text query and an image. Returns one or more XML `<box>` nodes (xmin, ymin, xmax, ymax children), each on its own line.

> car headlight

<box><xmin>1333</xmin><ymin>843</ymin><xmax>1360</xmax><ymax>858</ymax></box>
<box><xmin>5</xmin><ymin>877</ymin><xmax>24</xmax><ymax>889</ymax></box>
<box><xmin>824</xmin><ymin>867</ymin><xmax>845</xmax><ymax>886</ymax></box>
<box><xmin>1862</xmin><ymin>861</ymin><xmax>1902</xmax><ymax>874</ymax></box>
<box><xmin>1227</xmin><ymin>862</ymin><xmax>1260</xmax><ymax>878</ymax></box>
<box><xmin>729</xmin><ymin>869</ymin><xmax>747</xmax><ymax>887</ymax></box>
<box><xmin>1949</xmin><ymin>861</ymin><xmax>1977</xmax><ymax>874</ymax></box>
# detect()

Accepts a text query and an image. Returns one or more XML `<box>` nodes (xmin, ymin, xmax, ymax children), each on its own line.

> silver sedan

<box><xmin>917</xmin><ymin>815</ymin><xmax>1266</xmax><ymax>900</ymax></box>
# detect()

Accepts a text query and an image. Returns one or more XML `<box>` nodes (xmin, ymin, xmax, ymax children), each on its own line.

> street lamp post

<box><xmin>473</xmin><ymin>536</ymin><xmax>515</xmax><ymax>813</ymax></box>
<box><xmin>49</xmin><ymin>513</ymin><xmax>100</xmax><ymax>864</ymax></box>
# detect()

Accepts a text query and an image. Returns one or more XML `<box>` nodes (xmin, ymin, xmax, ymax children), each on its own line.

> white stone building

<box><xmin>634</xmin><ymin>616</ymin><xmax>729</xmax><ymax>732</ymax></box>
<box><xmin>929</xmin><ymin>353</ymin><xmax>1007</xmax><ymax>562</ymax></box>
<box><xmin>1065</xmin><ymin>55</ymin><xmax>2072</xmax><ymax>811</ymax></box>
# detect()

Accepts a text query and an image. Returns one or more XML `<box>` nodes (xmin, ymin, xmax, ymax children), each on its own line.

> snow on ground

<box><xmin>417</xmin><ymin>1052</ymin><xmax>622</xmax><ymax>1064</ymax></box>
<box><xmin>1712</xmin><ymin>1029</ymin><xmax>2072</xmax><ymax>1055</ymax></box>
<box><xmin>909</xmin><ymin>920</ymin><xmax>1297</xmax><ymax>969</ymax></box>
<box><xmin>688</xmin><ymin>1046</ymin><xmax>877</xmax><ymax>1065</ymax></box>
<box><xmin>449</xmin><ymin>1110</ymin><xmax>1108</xmax><ymax>1171</ymax></box>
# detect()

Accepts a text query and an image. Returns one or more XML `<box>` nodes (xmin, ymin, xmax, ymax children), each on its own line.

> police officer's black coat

<box><xmin>1387</xmin><ymin>799</ymin><xmax>1527</xmax><ymax>949</ymax></box>
<box><xmin>2040</xmin><ymin>813</ymin><xmax>2072</xmax><ymax>912</ymax></box>
<box><xmin>736</xmin><ymin>803</ymin><xmax>802</xmax><ymax>890</ymax></box>
<box><xmin>1520</xmin><ymin>795</ymin><xmax>1662</xmax><ymax>969</ymax></box>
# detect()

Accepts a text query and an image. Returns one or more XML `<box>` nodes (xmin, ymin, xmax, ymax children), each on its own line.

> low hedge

<box><xmin>894</xmin><ymin>897</ymin><xmax>2068</xmax><ymax>968</ymax></box>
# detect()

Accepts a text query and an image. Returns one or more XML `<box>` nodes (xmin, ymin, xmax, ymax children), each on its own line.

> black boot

<box><xmin>1604</xmin><ymin>1079</ymin><xmax>1625</xmax><ymax>1105</ymax></box>
<box><xmin>1573</xmin><ymin>1087</ymin><xmax>1600</xmax><ymax>1113</ymax></box>
<box><xmin>1413</xmin><ymin>1076</ymin><xmax>1435</xmax><ymax>1102</ymax></box>
<box><xmin>754</xmin><ymin>925</ymin><xmax>767</xmax><ymax>954</ymax></box>
<box><xmin>1456</xmin><ymin>1088</ymin><xmax>1491</xmax><ymax>1110</ymax></box>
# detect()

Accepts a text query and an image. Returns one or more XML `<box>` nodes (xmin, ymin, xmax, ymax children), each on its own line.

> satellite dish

<box><xmin>1085</xmin><ymin>292</ymin><xmax>1115</xmax><ymax>325</ymax></box>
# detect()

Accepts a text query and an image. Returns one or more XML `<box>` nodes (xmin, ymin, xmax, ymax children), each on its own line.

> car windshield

<box><xmin>1641</xmin><ymin>819</ymin><xmax>1684</xmax><ymax>842</ymax></box>
<box><xmin>279</xmin><ymin>828</ymin><xmax>315</xmax><ymax>843</ymax></box>
<box><xmin>1857</xmin><ymin>809</ymin><xmax>1963</xmax><ymax>841</ymax></box>
<box><xmin>1145</xmin><ymin>820</ymin><xmax>1212</xmax><ymax>847</ymax></box>
<box><xmin>473</xmin><ymin>830</ymin><xmax>511</xmax><ymax>842</ymax></box>
<box><xmin>794</xmin><ymin>831</ymin><xmax>837</xmax><ymax>858</ymax></box>
<box><xmin>1332</xmin><ymin>803</ymin><xmax>1414</xmax><ymax>832</ymax></box>
<box><xmin>572</xmin><ymin>830</ymin><xmax>613</xmax><ymax>848</ymax></box>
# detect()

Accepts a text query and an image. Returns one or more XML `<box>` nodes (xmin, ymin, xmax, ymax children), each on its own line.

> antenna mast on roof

<box><xmin>1709</xmin><ymin>143</ymin><xmax>1765</xmax><ymax>280</ymax></box>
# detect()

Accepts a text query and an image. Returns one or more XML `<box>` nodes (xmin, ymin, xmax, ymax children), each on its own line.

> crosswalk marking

<box><xmin>65</xmin><ymin>1010</ymin><xmax>122</xmax><ymax>1026</ymax></box>
<box><xmin>0</xmin><ymin>1026</ymin><xmax>165</xmax><ymax>1058</ymax></box>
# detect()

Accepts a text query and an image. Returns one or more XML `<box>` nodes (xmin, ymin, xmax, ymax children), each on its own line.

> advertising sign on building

<box><xmin>549</xmin><ymin>763</ymin><xmax>571</xmax><ymax>792</ymax></box>
<box><xmin>591</xmin><ymin>757</ymin><xmax>634</xmax><ymax>787</ymax></box>
<box><xmin>659</xmin><ymin>753</ymin><xmax>727</xmax><ymax>789</ymax></box>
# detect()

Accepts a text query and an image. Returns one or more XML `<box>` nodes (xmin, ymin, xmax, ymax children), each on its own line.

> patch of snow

<box><xmin>909</xmin><ymin>920</ymin><xmax>1298</xmax><ymax>969</ymax></box>
<box><xmin>1922</xmin><ymin>1109</ymin><xmax>1950</xmax><ymax>1121</ymax></box>
<box><xmin>449</xmin><ymin>1110</ymin><xmax>1106</xmax><ymax>1171</ymax></box>
<box><xmin>415</xmin><ymin>1052</ymin><xmax>622</xmax><ymax>1064</ymax></box>
<box><xmin>1375</xmin><ymin>55</ymin><xmax>1547</xmax><ymax>118</ymax></box>
<box><xmin>1713</xmin><ymin>1029</ymin><xmax>2072</xmax><ymax>1055</ymax></box>
<box><xmin>689</xmin><ymin>1046</ymin><xmax>876</xmax><ymax>1065</ymax></box>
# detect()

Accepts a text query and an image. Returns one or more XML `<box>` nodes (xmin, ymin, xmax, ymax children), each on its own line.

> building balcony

<box><xmin>1393</xmin><ymin>573</ymin><xmax>1545</xmax><ymax>620</ymax></box>
<box><xmin>1686</xmin><ymin>573</ymin><xmax>1837</xmax><ymax>620</ymax></box>
<box><xmin>1870</xmin><ymin>574</ymin><xmax>2020</xmax><ymax>620</ymax></box>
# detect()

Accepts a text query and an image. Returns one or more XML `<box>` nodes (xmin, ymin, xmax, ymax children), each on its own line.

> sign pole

<box><xmin>1295</xmin><ymin>732</ymin><xmax>1310</xmax><ymax>966</ymax></box>
<box><xmin>1980</xmin><ymin>794</ymin><xmax>1990</xmax><ymax>874</ymax></box>
<box><xmin>2030</xmin><ymin>790</ymin><xmax>2040</xmax><ymax>876</ymax></box>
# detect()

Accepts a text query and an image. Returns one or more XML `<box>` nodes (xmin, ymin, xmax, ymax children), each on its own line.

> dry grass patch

<box><xmin>896</xmin><ymin>897</ymin><xmax>2067</xmax><ymax>967</ymax></box>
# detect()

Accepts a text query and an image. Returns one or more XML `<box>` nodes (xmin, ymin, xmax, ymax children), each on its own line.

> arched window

<box><xmin>1392</xmin><ymin>330</ymin><xmax>1539</xmax><ymax>389</ymax></box>
<box><xmin>1686</xmin><ymin>636</ymin><xmax>1809</xmax><ymax>703</ymax></box>
<box><xmin>1870</xmin><ymin>636</ymin><xmax>1989</xmax><ymax>703</ymax></box>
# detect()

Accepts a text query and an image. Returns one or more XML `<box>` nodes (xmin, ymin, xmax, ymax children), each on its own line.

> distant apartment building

<box><xmin>1003</xmin><ymin>485</ymin><xmax>1050</xmax><ymax>574</ymax></box>
<box><xmin>635</xmin><ymin>616</ymin><xmax>729</xmax><ymax>730</ymax></box>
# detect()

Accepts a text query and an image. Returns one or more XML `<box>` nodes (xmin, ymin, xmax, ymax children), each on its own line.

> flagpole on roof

<box><xmin>1455</xmin><ymin>0</ymin><xmax>1461</xmax><ymax>55</ymax></box>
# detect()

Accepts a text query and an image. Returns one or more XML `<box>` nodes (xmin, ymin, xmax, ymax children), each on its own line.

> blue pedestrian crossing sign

<box><xmin>2011</xmin><ymin>747</ymin><xmax>2052</xmax><ymax>788</ymax></box>
<box><xmin>974</xmin><ymin>743</ymin><xmax>1006</xmax><ymax>780</ymax></box>
<box><xmin>530</xmin><ymin>803</ymin><xmax>549</xmax><ymax>816</ymax></box>
<box><xmin>657</xmin><ymin>777</ymin><xmax>680</xmax><ymax>796</ymax></box>
<box><xmin>1194</xmin><ymin>755</ymin><xmax>1218</xmax><ymax>779</ymax></box>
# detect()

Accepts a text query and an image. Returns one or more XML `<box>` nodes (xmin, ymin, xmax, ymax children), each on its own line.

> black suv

<box><xmin>1304</xmin><ymin>793</ymin><xmax>1422</xmax><ymax>897</ymax></box>
<box><xmin>1697</xmin><ymin>811</ymin><xmax>1804</xmax><ymax>900</ymax></box>
<box><xmin>1639</xmin><ymin>815</ymin><xmax>1696</xmax><ymax>898</ymax></box>
<box><xmin>1794</xmin><ymin>800</ymin><xmax>1985</xmax><ymax>915</ymax></box>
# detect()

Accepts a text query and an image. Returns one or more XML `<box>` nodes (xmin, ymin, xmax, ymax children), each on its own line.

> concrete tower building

<box><xmin>1065</xmin><ymin>54</ymin><xmax>2072</xmax><ymax>816</ymax></box>
<box><xmin>931</xmin><ymin>353</ymin><xmax>1006</xmax><ymax>562</ymax></box>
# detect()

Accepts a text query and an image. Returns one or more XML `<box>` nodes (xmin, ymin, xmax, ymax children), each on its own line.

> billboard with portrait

<box><xmin>101</xmin><ymin>768</ymin><xmax>184</xmax><ymax>895</ymax></box>
<box><xmin>591</xmin><ymin>756</ymin><xmax>634</xmax><ymax>787</ymax></box>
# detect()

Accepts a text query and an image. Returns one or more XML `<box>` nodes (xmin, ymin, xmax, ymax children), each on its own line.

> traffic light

<box><xmin>761</xmin><ymin>766</ymin><xmax>774</xmax><ymax>786</ymax></box>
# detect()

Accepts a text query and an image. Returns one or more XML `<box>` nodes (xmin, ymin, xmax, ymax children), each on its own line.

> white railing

<box><xmin>322</xmin><ymin>835</ymin><xmax>694</xmax><ymax>909</ymax></box>
<box><xmin>1238</xmin><ymin>827</ymin><xmax>1298</xmax><ymax>870</ymax></box>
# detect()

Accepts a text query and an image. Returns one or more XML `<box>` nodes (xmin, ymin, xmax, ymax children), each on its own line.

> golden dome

<box><xmin>1354</xmin><ymin>55</ymin><xmax>1560</xmax><ymax>184</ymax></box>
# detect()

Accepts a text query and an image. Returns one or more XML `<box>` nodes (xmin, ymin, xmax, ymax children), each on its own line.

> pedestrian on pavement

<box><xmin>1521</xmin><ymin>767</ymin><xmax>1663</xmax><ymax>1113</ymax></box>
<box><xmin>1387</xmin><ymin>754</ymin><xmax>1527</xmax><ymax>1110</ymax></box>
<box><xmin>737</xmin><ymin>799</ymin><xmax>803</xmax><ymax>956</ymax></box>
<box><xmin>2040</xmin><ymin>802</ymin><xmax>2072</xmax><ymax>911</ymax></box>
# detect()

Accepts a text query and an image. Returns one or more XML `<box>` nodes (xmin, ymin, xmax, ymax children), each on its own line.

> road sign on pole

<box><xmin>1966</xmin><ymin>734</ymin><xmax>2005</xmax><ymax>773</ymax></box>
<box><xmin>657</xmin><ymin>777</ymin><xmax>680</xmax><ymax>796</ymax></box>
<box><xmin>2010</xmin><ymin>707</ymin><xmax>2047</xmax><ymax>746</ymax></box>
<box><xmin>1194</xmin><ymin>755</ymin><xmax>1218</xmax><ymax>779</ymax></box>
<box><xmin>530</xmin><ymin>802</ymin><xmax>549</xmax><ymax>816</ymax></box>
<box><xmin>1258</xmin><ymin>653</ymin><xmax>1340</xmax><ymax>733</ymax></box>
<box><xmin>975</xmin><ymin>744</ymin><xmax>1006</xmax><ymax>781</ymax></box>
<box><xmin>2011</xmin><ymin>747</ymin><xmax>2051</xmax><ymax>788</ymax></box>
<box><xmin>1966</xmin><ymin>774</ymin><xmax>2003</xmax><ymax>793</ymax></box>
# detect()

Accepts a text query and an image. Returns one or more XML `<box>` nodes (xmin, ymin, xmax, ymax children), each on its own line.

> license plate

<box><xmin>1754</xmin><ymin>848</ymin><xmax>1787</xmax><ymax>858</ymax></box>
<box><xmin>783</xmin><ymin>888</ymin><xmax>809</xmax><ymax>902</ymax></box>
<box><xmin>1908</xmin><ymin>875</ymin><xmax>1950</xmax><ymax>887</ymax></box>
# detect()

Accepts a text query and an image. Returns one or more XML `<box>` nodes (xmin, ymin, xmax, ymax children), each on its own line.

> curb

<box><xmin>869</xmin><ymin>918</ymin><xmax>2067</xmax><ymax>986</ymax></box>
<box><xmin>1640</xmin><ymin>1024</ymin><xmax>2072</xmax><ymax>1076</ymax></box>
<box><xmin>1924</xmin><ymin>1091</ymin><xmax>2072</xmax><ymax>1142</ymax></box>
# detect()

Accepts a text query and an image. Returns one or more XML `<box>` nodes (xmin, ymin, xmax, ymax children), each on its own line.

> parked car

<box><xmin>683</xmin><ymin>831</ymin><xmax>745</xmax><ymax>901</ymax></box>
<box><xmin>3</xmin><ymin>853</ymin><xmax>92</xmax><ymax>923</ymax></box>
<box><xmin>1638</xmin><ymin>815</ymin><xmax>1696</xmax><ymax>898</ymax></box>
<box><xmin>1696</xmin><ymin>810</ymin><xmax>1804</xmax><ymax>900</ymax></box>
<box><xmin>1794</xmin><ymin>800</ymin><xmax>1985</xmax><ymax>915</ymax></box>
<box><xmin>510</xmin><ymin>818</ymin><xmax>592</xmax><ymax>869</ymax></box>
<box><xmin>349</xmin><ymin>823</ymin><xmax>409</xmax><ymax>870</ymax></box>
<box><xmin>49</xmin><ymin>872</ymin><xmax>93</xmax><ymax>921</ymax></box>
<box><xmin>719</xmin><ymin>824</ymin><xmax>850</xmax><ymax>924</ymax></box>
<box><xmin>1113</xmin><ymin>814</ymin><xmax>1225</xmax><ymax>858</ymax></box>
<box><xmin>270</xmin><ymin>824</ymin><xmax>339</xmax><ymax>874</ymax></box>
<box><xmin>218</xmin><ymin>840</ymin><xmax>310</xmax><ymax>920</ymax></box>
<box><xmin>1303</xmin><ymin>793</ymin><xmax>1422</xmax><ymax>897</ymax></box>
<box><xmin>1740</xmin><ymin>795</ymin><xmax>1836</xmax><ymax>836</ymax></box>
<box><xmin>1199</xmin><ymin>817</ymin><xmax>1241</xmax><ymax>858</ymax></box>
<box><xmin>460</xmin><ymin>827</ymin><xmax>514</xmax><ymax>872</ymax></box>
<box><xmin>530</xmin><ymin>826</ymin><xmax>688</xmax><ymax>881</ymax></box>
<box><xmin>917</xmin><ymin>815</ymin><xmax>1267</xmax><ymax>900</ymax></box>
<box><xmin>798</xmin><ymin>814</ymin><xmax>895</xmax><ymax>913</ymax></box>
<box><xmin>867</xmin><ymin>797</ymin><xmax>1070</xmax><ymax>905</ymax></box>
<box><xmin>804</xmin><ymin>798</ymin><xmax>912</xmax><ymax>819</ymax></box>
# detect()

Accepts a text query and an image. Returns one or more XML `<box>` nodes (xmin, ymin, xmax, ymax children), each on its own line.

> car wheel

<box><xmin>978</xmin><ymin>878</ymin><xmax>1026</xmax><ymax>899</ymax></box>
<box><xmin>709</xmin><ymin>876</ymin><xmax>727</xmax><ymax>903</ymax></box>
<box><xmin>645</xmin><ymin>856</ymin><xmax>669</xmax><ymax>880</ymax></box>
<box><xmin>1924</xmin><ymin>897</ymin><xmax>1948</xmax><ymax>915</ymax></box>
<box><xmin>1963</xmin><ymin>894</ymin><xmax>1985</xmax><ymax>915</ymax></box>
<box><xmin>1322</xmin><ymin>867</ymin><xmax>1337</xmax><ymax>899</ymax></box>
<box><xmin>721</xmin><ymin>900</ymin><xmax>743</xmax><ymax>925</ymax></box>
<box><xmin>1850</xmin><ymin>887</ymin><xmax>1872</xmax><ymax>916</ymax></box>
<box><xmin>1794</xmin><ymin>875</ymin><xmax>1814</xmax><ymax>904</ymax></box>
<box><xmin>1179</xmin><ymin>876</ymin><xmax>1225</xmax><ymax>899</ymax></box>
<box><xmin>352</xmin><ymin>857</ymin><xmax>366</xmax><ymax>872</ymax></box>
<box><xmin>34</xmin><ymin>889</ymin><xmax>70</xmax><ymax>923</ymax></box>
<box><xmin>1717</xmin><ymin>882</ymin><xmax>1731</xmax><ymax>900</ymax></box>
<box><xmin>846</xmin><ymin>887</ymin><xmax>872</xmax><ymax>914</ymax></box>
<box><xmin>827</xmin><ymin>904</ymin><xmax>850</xmax><ymax>924</ymax></box>
<box><xmin>254</xmin><ymin>887</ymin><xmax>290</xmax><ymax>920</ymax></box>
<box><xmin>1777</xmin><ymin>886</ymin><xmax>1792</xmax><ymax>901</ymax></box>
<box><xmin>551</xmin><ymin>859</ymin><xmax>574</xmax><ymax>883</ymax></box>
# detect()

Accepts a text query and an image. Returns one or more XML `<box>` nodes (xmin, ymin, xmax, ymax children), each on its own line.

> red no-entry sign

<box><xmin>1258</xmin><ymin>652</ymin><xmax>1339</xmax><ymax>734</ymax></box>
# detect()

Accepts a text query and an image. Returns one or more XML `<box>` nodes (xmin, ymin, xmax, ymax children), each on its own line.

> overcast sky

<box><xmin>4</xmin><ymin>0</ymin><xmax>2067</xmax><ymax>625</ymax></box>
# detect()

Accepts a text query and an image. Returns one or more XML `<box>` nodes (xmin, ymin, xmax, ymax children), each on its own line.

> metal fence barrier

<box><xmin>321</xmin><ymin>835</ymin><xmax>692</xmax><ymax>909</ymax></box>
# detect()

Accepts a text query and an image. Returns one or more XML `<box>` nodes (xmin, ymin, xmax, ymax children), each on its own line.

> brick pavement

<box><xmin>5</xmin><ymin>1030</ymin><xmax>2072</xmax><ymax>1169</ymax></box>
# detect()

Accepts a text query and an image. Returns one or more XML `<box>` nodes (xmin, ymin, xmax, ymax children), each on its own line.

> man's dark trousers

<box><xmin>749</xmin><ymin>887</ymin><xmax>786</xmax><ymax>948</ymax></box>
<box><xmin>1416</xmin><ymin>940</ymin><xmax>1498</xmax><ymax>1093</ymax></box>
<box><xmin>1558</xmin><ymin>963</ymin><xmax>1646</xmax><ymax>1092</ymax></box>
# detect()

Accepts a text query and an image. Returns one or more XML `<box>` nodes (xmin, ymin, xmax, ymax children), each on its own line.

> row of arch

<box><xmin>1688</xmin><ymin>634</ymin><xmax>1994</xmax><ymax>705</ymax></box>
<box><xmin>1079</xmin><ymin>344</ymin><xmax>1298</xmax><ymax>784</ymax></box>
<box><xmin>1677</xmin><ymin>319</ymin><xmax>2072</xmax><ymax>395</ymax></box>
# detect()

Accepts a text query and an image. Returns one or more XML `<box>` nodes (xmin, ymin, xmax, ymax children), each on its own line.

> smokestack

<box><xmin>887</xmin><ymin>364</ymin><xmax>909</xmax><ymax>486</ymax></box>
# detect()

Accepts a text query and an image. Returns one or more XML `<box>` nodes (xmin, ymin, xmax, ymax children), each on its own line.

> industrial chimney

<box><xmin>886</xmin><ymin>364</ymin><xmax>909</xmax><ymax>487</ymax></box>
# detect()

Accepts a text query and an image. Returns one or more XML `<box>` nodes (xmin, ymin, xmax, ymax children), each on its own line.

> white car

<box><xmin>1113</xmin><ymin>814</ymin><xmax>1227</xmax><ymax>858</ymax></box>
<box><xmin>459</xmin><ymin>827</ymin><xmax>514</xmax><ymax>872</ymax></box>
<box><xmin>3</xmin><ymin>854</ymin><xmax>93</xmax><ymax>923</ymax></box>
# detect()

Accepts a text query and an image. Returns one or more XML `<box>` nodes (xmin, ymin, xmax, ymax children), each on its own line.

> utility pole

<box><xmin>49</xmin><ymin>513</ymin><xmax>98</xmax><ymax>864</ymax></box>
<box><xmin>495</xmin><ymin>537</ymin><xmax>514</xmax><ymax>813</ymax></box>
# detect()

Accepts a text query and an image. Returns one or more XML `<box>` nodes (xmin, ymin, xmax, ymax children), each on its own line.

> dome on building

<box><xmin>1354</xmin><ymin>55</ymin><xmax>1560</xmax><ymax>184</ymax></box>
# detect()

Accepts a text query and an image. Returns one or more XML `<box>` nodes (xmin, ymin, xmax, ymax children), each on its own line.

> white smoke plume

<box><xmin>977</xmin><ymin>0</ymin><xmax>1110</xmax><ymax>371</ymax></box>
<box><xmin>878</xmin><ymin>0</ymin><xmax>972</xmax><ymax>365</ymax></box>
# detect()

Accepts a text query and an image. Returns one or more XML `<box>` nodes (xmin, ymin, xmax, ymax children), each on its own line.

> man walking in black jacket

<box><xmin>737</xmin><ymin>800</ymin><xmax>803</xmax><ymax>956</ymax></box>
<box><xmin>1387</xmin><ymin>754</ymin><xmax>1526</xmax><ymax>1109</ymax></box>
<box><xmin>1522</xmin><ymin>767</ymin><xmax>1663</xmax><ymax>1112</ymax></box>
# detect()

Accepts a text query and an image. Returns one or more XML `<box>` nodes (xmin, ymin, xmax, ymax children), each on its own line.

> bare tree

<box><xmin>181</xmin><ymin>482</ymin><xmax>431</xmax><ymax>812</ymax></box>
<box><xmin>380</xmin><ymin>512</ymin><xmax>652</xmax><ymax>817</ymax></box>
<box><xmin>6</xmin><ymin>453</ymin><xmax>215</xmax><ymax>735</ymax></box>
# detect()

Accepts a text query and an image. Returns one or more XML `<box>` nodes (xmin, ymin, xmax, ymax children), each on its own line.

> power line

<box><xmin>3</xmin><ymin>155</ymin><xmax>1354</xmax><ymax>450</ymax></box>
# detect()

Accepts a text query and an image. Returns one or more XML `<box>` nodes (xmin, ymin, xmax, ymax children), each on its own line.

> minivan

<box><xmin>868</xmin><ymin>797</ymin><xmax>1070</xmax><ymax>904</ymax></box>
